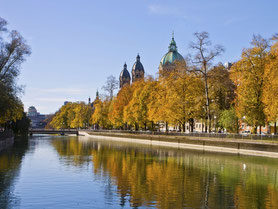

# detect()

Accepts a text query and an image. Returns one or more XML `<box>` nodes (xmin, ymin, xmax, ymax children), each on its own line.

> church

<box><xmin>119</xmin><ymin>34</ymin><xmax>185</xmax><ymax>88</ymax></box>
<box><xmin>119</xmin><ymin>54</ymin><xmax>145</xmax><ymax>88</ymax></box>
<box><xmin>118</xmin><ymin>34</ymin><xmax>206</xmax><ymax>133</ymax></box>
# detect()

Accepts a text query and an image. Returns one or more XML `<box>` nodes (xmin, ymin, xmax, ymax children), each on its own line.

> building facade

<box><xmin>27</xmin><ymin>106</ymin><xmax>47</xmax><ymax>128</ymax></box>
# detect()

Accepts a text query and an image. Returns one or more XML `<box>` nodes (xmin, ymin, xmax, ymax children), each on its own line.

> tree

<box><xmin>91</xmin><ymin>99</ymin><xmax>112</xmax><ymax>129</ymax></box>
<box><xmin>102</xmin><ymin>75</ymin><xmax>118</xmax><ymax>100</ymax></box>
<box><xmin>165</xmin><ymin>67</ymin><xmax>204</xmax><ymax>132</ymax></box>
<box><xmin>109</xmin><ymin>85</ymin><xmax>133</xmax><ymax>128</ymax></box>
<box><xmin>263</xmin><ymin>36</ymin><xmax>278</xmax><ymax>133</ymax></box>
<box><xmin>123</xmin><ymin>80</ymin><xmax>148</xmax><ymax>130</ymax></box>
<box><xmin>50</xmin><ymin>102</ymin><xmax>93</xmax><ymax>129</ymax></box>
<box><xmin>208</xmin><ymin>63</ymin><xmax>235</xmax><ymax>124</ymax></box>
<box><xmin>219</xmin><ymin>108</ymin><xmax>239</xmax><ymax>133</ymax></box>
<box><xmin>71</xmin><ymin>102</ymin><xmax>93</xmax><ymax>128</ymax></box>
<box><xmin>189</xmin><ymin>31</ymin><xmax>224</xmax><ymax>132</ymax></box>
<box><xmin>0</xmin><ymin>17</ymin><xmax>31</xmax><ymax>126</ymax></box>
<box><xmin>230</xmin><ymin>35</ymin><xmax>269</xmax><ymax>134</ymax></box>
<box><xmin>147</xmin><ymin>77</ymin><xmax>172</xmax><ymax>131</ymax></box>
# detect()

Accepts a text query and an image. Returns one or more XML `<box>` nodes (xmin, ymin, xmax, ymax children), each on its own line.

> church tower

<box><xmin>119</xmin><ymin>63</ymin><xmax>131</xmax><ymax>88</ymax></box>
<box><xmin>159</xmin><ymin>33</ymin><xmax>185</xmax><ymax>73</ymax></box>
<box><xmin>132</xmin><ymin>54</ymin><xmax>145</xmax><ymax>82</ymax></box>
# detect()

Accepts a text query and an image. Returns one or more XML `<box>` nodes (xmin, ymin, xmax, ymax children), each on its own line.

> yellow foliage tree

<box><xmin>91</xmin><ymin>99</ymin><xmax>112</xmax><ymax>129</ymax></box>
<box><xmin>165</xmin><ymin>68</ymin><xmax>205</xmax><ymax>132</ymax></box>
<box><xmin>230</xmin><ymin>35</ymin><xmax>269</xmax><ymax>133</ymax></box>
<box><xmin>108</xmin><ymin>85</ymin><xmax>133</xmax><ymax>128</ymax></box>
<box><xmin>263</xmin><ymin>37</ymin><xmax>278</xmax><ymax>132</ymax></box>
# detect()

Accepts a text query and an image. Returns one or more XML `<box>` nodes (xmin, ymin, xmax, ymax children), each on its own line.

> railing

<box><xmin>88</xmin><ymin>129</ymin><xmax>278</xmax><ymax>141</ymax></box>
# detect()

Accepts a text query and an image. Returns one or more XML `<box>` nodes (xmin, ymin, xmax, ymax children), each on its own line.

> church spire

<box><xmin>96</xmin><ymin>88</ymin><xmax>99</xmax><ymax>99</ymax></box>
<box><xmin>136</xmin><ymin>53</ymin><xmax>140</xmax><ymax>61</ymax></box>
<box><xmin>168</xmin><ymin>31</ymin><xmax>177</xmax><ymax>52</ymax></box>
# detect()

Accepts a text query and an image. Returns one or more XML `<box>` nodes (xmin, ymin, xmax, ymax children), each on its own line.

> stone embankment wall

<box><xmin>0</xmin><ymin>131</ymin><xmax>14</xmax><ymax>153</ymax></box>
<box><xmin>84</xmin><ymin>131</ymin><xmax>278</xmax><ymax>158</ymax></box>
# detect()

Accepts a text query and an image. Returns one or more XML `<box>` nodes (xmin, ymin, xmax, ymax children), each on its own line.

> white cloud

<box><xmin>224</xmin><ymin>17</ymin><xmax>247</xmax><ymax>26</ymax></box>
<box><xmin>148</xmin><ymin>4</ymin><xmax>187</xmax><ymax>19</ymax></box>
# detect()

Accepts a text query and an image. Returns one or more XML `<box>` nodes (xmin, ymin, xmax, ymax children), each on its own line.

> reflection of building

<box><xmin>27</xmin><ymin>106</ymin><xmax>47</xmax><ymax>128</ymax></box>
<box><xmin>159</xmin><ymin>33</ymin><xmax>185</xmax><ymax>73</ymax></box>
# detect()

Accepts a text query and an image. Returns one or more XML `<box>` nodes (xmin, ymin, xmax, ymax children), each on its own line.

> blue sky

<box><xmin>1</xmin><ymin>0</ymin><xmax>278</xmax><ymax>114</ymax></box>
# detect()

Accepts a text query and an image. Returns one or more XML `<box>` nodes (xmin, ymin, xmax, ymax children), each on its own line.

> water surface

<box><xmin>1</xmin><ymin>135</ymin><xmax>278</xmax><ymax>208</ymax></box>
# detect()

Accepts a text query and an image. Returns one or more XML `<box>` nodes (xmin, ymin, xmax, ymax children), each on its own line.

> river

<box><xmin>0</xmin><ymin>135</ymin><xmax>278</xmax><ymax>209</ymax></box>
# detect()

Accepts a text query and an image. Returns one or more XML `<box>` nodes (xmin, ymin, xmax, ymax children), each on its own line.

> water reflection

<box><xmin>0</xmin><ymin>138</ymin><xmax>29</xmax><ymax>209</ymax></box>
<box><xmin>52</xmin><ymin>137</ymin><xmax>278</xmax><ymax>209</ymax></box>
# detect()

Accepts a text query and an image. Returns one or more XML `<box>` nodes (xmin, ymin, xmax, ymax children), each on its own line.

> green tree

<box><xmin>219</xmin><ymin>108</ymin><xmax>239</xmax><ymax>133</ymax></box>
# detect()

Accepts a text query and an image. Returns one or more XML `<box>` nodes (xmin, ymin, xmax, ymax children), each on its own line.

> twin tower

<box><xmin>119</xmin><ymin>54</ymin><xmax>145</xmax><ymax>88</ymax></box>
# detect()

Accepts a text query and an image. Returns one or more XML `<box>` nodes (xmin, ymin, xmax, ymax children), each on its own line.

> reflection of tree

<box><xmin>51</xmin><ymin>138</ymin><xmax>278</xmax><ymax>208</ymax></box>
<box><xmin>0</xmin><ymin>138</ymin><xmax>29</xmax><ymax>209</ymax></box>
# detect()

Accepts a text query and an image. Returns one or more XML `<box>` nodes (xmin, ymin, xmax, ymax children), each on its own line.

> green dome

<box><xmin>160</xmin><ymin>35</ymin><xmax>184</xmax><ymax>65</ymax></box>
<box><xmin>160</xmin><ymin>51</ymin><xmax>184</xmax><ymax>65</ymax></box>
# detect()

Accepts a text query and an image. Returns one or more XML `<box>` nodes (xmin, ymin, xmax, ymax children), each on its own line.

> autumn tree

<box><xmin>50</xmin><ymin>102</ymin><xmax>93</xmax><ymax>129</ymax></box>
<box><xmin>123</xmin><ymin>80</ymin><xmax>148</xmax><ymax>130</ymax></box>
<box><xmin>230</xmin><ymin>35</ymin><xmax>269</xmax><ymax>134</ymax></box>
<box><xmin>208</xmin><ymin>63</ymin><xmax>235</xmax><ymax>125</ymax></box>
<box><xmin>165</xmin><ymin>66</ymin><xmax>205</xmax><ymax>132</ymax></box>
<box><xmin>189</xmin><ymin>31</ymin><xmax>224</xmax><ymax>132</ymax></box>
<box><xmin>147</xmin><ymin>77</ymin><xmax>172</xmax><ymax>132</ymax></box>
<box><xmin>108</xmin><ymin>85</ymin><xmax>133</xmax><ymax>129</ymax></box>
<box><xmin>71</xmin><ymin>102</ymin><xmax>93</xmax><ymax>128</ymax></box>
<box><xmin>263</xmin><ymin>36</ymin><xmax>278</xmax><ymax>133</ymax></box>
<box><xmin>91</xmin><ymin>99</ymin><xmax>112</xmax><ymax>129</ymax></box>
<box><xmin>0</xmin><ymin>17</ymin><xmax>31</xmax><ymax>126</ymax></box>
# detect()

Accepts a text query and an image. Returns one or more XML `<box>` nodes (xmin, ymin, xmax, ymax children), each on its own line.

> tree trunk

<box><xmin>166</xmin><ymin>122</ymin><xmax>168</xmax><ymax>133</ymax></box>
<box><xmin>182</xmin><ymin>123</ymin><xmax>186</xmax><ymax>132</ymax></box>
<box><xmin>204</xmin><ymin>74</ymin><xmax>211</xmax><ymax>133</ymax></box>
<box><xmin>189</xmin><ymin>118</ymin><xmax>194</xmax><ymax>132</ymax></box>
<box><xmin>275</xmin><ymin>122</ymin><xmax>277</xmax><ymax>134</ymax></box>
<box><xmin>252</xmin><ymin>126</ymin><xmax>257</xmax><ymax>134</ymax></box>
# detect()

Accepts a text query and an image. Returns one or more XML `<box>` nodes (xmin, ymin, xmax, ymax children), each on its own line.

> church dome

<box><xmin>160</xmin><ymin>34</ymin><xmax>184</xmax><ymax>66</ymax></box>
<box><xmin>132</xmin><ymin>54</ymin><xmax>145</xmax><ymax>82</ymax></box>
<box><xmin>132</xmin><ymin>54</ymin><xmax>144</xmax><ymax>73</ymax></box>
<box><xmin>120</xmin><ymin>63</ymin><xmax>131</xmax><ymax>79</ymax></box>
<box><xmin>119</xmin><ymin>63</ymin><xmax>131</xmax><ymax>88</ymax></box>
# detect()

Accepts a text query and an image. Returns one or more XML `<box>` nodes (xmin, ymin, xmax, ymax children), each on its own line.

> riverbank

<box><xmin>81</xmin><ymin>131</ymin><xmax>278</xmax><ymax>158</ymax></box>
<box><xmin>0</xmin><ymin>131</ymin><xmax>14</xmax><ymax>153</ymax></box>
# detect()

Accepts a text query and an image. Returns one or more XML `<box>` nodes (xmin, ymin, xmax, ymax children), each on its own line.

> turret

<box><xmin>119</xmin><ymin>63</ymin><xmax>131</xmax><ymax>88</ymax></box>
<box><xmin>132</xmin><ymin>54</ymin><xmax>145</xmax><ymax>82</ymax></box>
